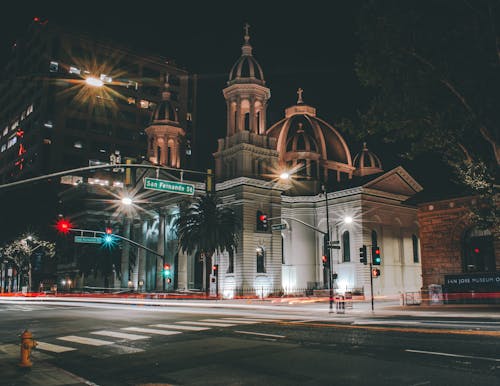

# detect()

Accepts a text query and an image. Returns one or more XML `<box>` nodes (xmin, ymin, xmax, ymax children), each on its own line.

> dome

<box><xmin>227</xmin><ymin>24</ymin><xmax>265</xmax><ymax>86</ymax></box>
<box><xmin>266</xmin><ymin>89</ymin><xmax>354</xmax><ymax>182</ymax></box>
<box><xmin>353</xmin><ymin>143</ymin><xmax>383</xmax><ymax>176</ymax></box>
<box><xmin>150</xmin><ymin>98</ymin><xmax>178</xmax><ymax>124</ymax></box>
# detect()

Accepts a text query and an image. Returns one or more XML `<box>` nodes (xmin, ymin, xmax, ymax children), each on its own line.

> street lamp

<box><xmin>85</xmin><ymin>77</ymin><xmax>103</xmax><ymax>87</ymax></box>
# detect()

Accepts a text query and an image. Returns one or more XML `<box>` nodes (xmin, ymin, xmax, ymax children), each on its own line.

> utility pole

<box><xmin>322</xmin><ymin>184</ymin><xmax>334</xmax><ymax>312</ymax></box>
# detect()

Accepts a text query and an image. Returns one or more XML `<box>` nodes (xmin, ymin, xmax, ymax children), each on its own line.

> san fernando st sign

<box><xmin>144</xmin><ymin>177</ymin><xmax>195</xmax><ymax>195</ymax></box>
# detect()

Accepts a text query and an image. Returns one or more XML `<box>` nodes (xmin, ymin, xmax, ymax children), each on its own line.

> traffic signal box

<box><xmin>56</xmin><ymin>218</ymin><xmax>72</xmax><ymax>234</ymax></box>
<box><xmin>163</xmin><ymin>263</ymin><xmax>171</xmax><ymax>278</ymax></box>
<box><xmin>256</xmin><ymin>210</ymin><xmax>268</xmax><ymax>231</ymax></box>
<box><xmin>359</xmin><ymin>245</ymin><xmax>367</xmax><ymax>265</ymax></box>
<box><xmin>372</xmin><ymin>246</ymin><xmax>381</xmax><ymax>265</ymax></box>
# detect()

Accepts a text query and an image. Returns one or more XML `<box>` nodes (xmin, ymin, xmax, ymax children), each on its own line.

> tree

<box><xmin>347</xmin><ymin>0</ymin><xmax>499</xmax><ymax>229</ymax></box>
<box><xmin>173</xmin><ymin>193</ymin><xmax>240</xmax><ymax>294</ymax></box>
<box><xmin>0</xmin><ymin>234</ymin><xmax>55</xmax><ymax>291</ymax></box>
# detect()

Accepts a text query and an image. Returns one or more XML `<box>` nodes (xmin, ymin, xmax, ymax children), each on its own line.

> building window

<box><xmin>256</xmin><ymin>247</ymin><xmax>265</xmax><ymax>273</ymax></box>
<box><xmin>227</xmin><ymin>255</ymin><xmax>234</xmax><ymax>274</ymax></box>
<box><xmin>1</xmin><ymin>144</ymin><xmax>6</xmax><ymax>152</ymax></box>
<box><xmin>3</xmin><ymin>127</ymin><xmax>7</xmax><ymax>136</ymax></box>
<box><xmin>412</xmin><ymin>234</ymin><xmax>419</xmax><ymax>263</ymax></box>
<box><xmin>342</xmin><ymin>231</ymin><xmax>350</xmax><ymax>262</ymax></box>
<box><xmin>69</xmin><ymin>66</ymin><xmax>81</xmax><ymax>75</ymax></box>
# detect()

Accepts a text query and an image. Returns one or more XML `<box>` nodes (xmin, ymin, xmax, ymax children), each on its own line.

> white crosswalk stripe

<box><xmin>57</xmin><ymin>335</ymin><xmax>114</xmax><ymax>346</ymax></box>
<box><xmin>218</xmin><ymin>318</ymin><xmax>260</xmax><ymax>324</ymax></box>
<box><xmin>91</xmin><ymin>330</ymin><xmax>151</xmax><ymax>340</ymax></box>
<box><xmin>150</xmin><ymin>324</ymin><xmax>210</xmax><ymax>331</ymax></box>
<box><xmin>226</xmin><ymin>318</ymin><xmax>282</xmax><ymax>322</ymax></box>
<box><xmin>177</xmin><ymin>321</ymin><xmax>236</xmax><ymax>327</ymax></box>
<box><xmin>36</xmin><ymin>341</ymin><xmax>77</xmax><ymax>353</ymax></box>
<box><xmin>122</xmin><ymin>327</ymin><xmax>182</xmax><ymax>336</ymax></box>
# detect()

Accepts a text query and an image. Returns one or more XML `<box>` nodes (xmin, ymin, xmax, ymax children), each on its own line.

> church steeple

<box><xmin>145</xmin><ymin>74</ymin><xmax>185</xmax><ymax>168</ymax></box>
<box><xmin>214</xmin><ymin>25</ymin><xmax>278</xmax><ymax>182</ymax></box>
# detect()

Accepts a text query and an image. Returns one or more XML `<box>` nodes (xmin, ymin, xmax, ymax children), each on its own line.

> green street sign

<box><xmin>271</xmin><ymin>223</ymin><xmax>287</xmax><ymax>231</ymax></box>
<box><xmin>74</xmin><ymin>236</ymin><xmax>102</xmax><ymax>244</ymax></box>
<box><xmin>144</xmin><ymin>177</ymin><xmax>195</xmax><ymax>195</ymax></box>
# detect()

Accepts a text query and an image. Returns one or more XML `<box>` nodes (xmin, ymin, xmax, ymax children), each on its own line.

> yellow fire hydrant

<box><xmin>19</xmin><ymin>329</ymin><xmax>37</xmax><ymax>367</ymax></box>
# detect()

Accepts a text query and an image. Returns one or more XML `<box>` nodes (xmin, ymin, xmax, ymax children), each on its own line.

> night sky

<box><xmin>0</xmin><ymin>1</ymin><xmax>457</xmax><ymax>198</ymax></box>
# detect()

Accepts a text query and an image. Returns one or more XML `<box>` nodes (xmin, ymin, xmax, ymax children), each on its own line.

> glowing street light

<box><xmin>121</xmin><ymin>197</ymin><xmax>133</xmax><ymax>206</ymax></box>
<box><xmin>85</xmin><ymin>77</ymin><xmax>104</xmax><ymax>87</ymax></box>
<box><xmin>279</xmin><ymin>172</ymin><xmax>290</xmax><ymax>180</ymax></box>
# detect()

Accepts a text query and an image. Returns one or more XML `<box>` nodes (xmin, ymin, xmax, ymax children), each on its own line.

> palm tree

<box><xmin>174</xmin><ymin>193</ymin><xmax>240</xmax><ymax>294</ymax></box>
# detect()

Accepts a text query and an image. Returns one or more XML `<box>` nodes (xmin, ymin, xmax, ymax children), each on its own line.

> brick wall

<box><xmin>418</xmin><ymin>196</ymin><xmax>499</xmax><ymax>288</ymax></box>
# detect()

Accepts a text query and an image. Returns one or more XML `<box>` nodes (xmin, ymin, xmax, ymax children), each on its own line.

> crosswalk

<box><xmin>33</xmin><ymin>317</ymin><xmax>282</xmax><ymax>356</ymax></box>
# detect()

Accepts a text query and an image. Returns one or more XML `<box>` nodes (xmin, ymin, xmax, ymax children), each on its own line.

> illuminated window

<box><xmin>3</xmin><ymin>127</ymin><xmax>7</xmax><ymax>136</ymax></box>
<box><xmin>7</xmin><ymin>137</ymin><xmax>17</xmax><ymax>148</ymax></box>
<box><xmin>44</xmin><ymin>121</ymin><xmax>53</xmax><ymax>128</ymax></box>
<box><xmin>127</xmin><ymin>97</ymin><xmax>136</xmax><ymax>105</ymax></box>
<box><xmin>139</xmin><ymin>100</ymin><xmax>150</xmax><ymax>109</ymax></box>
<box><xmin>11</xmin><ymin>121</ymin><xmax>19</xmax><ymax>131</ymax></box>
<box><xmin>342</xmin><ymin>231</ymin><xmax>350</xmax><ymax>262</ymax></box>
<box><xmin>126</xmin><ymin>80</ymin><xmax>138</xmax><ymax>90</ymax></box>
<box><xmin>26</xmin><ymin>104</ymin><xmax>34</xmax><ymax>116</ymax></box>
<box><xmin>1</xmin><ymin>144</ymin><xmax>6</xmax><ymax>152</ymax></box>
<box><xmin>73</xmin><ymin>141</ymin><xmax>83</xmax><ymax>149</ymax></box>
<box><xmin>69</xmin><ymin>66</ymin><xmax>81</xmax><ymax>75</ymax></box>
<box><xmin>49</xmin><ymin>61</ymin><xmax>59</xmax><ymax>72</ymax></box>
<box><xmin>186</xmin><ymin>112</ymin><xmax>192</xmax><ymax>121</ymax></box>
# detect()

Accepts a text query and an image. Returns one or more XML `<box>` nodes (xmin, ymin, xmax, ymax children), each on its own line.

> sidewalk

<box><xmin>0</xmin><ymin>344</ymin><xmax>92</xmax><ymax>386</ymax></box>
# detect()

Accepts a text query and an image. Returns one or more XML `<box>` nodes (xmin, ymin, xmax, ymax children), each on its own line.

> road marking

<box><xmin>405</xmin><ymin>349</ymin><xmax>500</xmax><ymax>362</ymax></box>
<box><xmin>201</xmin><ymin>319</ymin><xmax>249</xmax><ymax>325</ymax></box>
<box><xmin>227</xmin><ymin>318</ymin><xmax>282</xmax><ymax>322</ymax></box>
<box><xmin>177</xmin><ymin>321</ymin><xmax>236</xmax><ymax>327</ymax></box>
<box><xmin>36</xmin><ymin>341</ymin><xmax>77</xmax><ymax>353</ymax></box>
<box><xmin>234</xmin><ymin>330</ymin><xmax>286</xmax><ymax>339</ymax></box>
<box><xmin>352</xmin><ymin>320</ymin><xmax>420</xmax><ymax>326</ymax></box>
<box><xmin>219</xmin><ymin>318</ymin><xmax>260</xmax><ymax>324</ymax></box>
<box><xmin>122</xmin><ymin>327</ymin><xmax>182</xmax><ymax>336</ymax></box>
<box><xmin>91</xmin><ymin>330</ymin><xmax>151</xmax><ymax>340</ymax></box>
<box><xmin>57</xmin><ymin>335</ymin><xmax>114</xmax><ymax>346</ymax></box>
<box><xmin>150</xmin><ymin>324</ymin><xmax>210</xmax><ymax>331</ymax></box>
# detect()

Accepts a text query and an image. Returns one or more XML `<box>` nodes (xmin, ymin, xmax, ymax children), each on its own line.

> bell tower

<box><xmin>214</xmin><ymin>24</ymin><xmax>279</xmax><ymax>181</ymax></box>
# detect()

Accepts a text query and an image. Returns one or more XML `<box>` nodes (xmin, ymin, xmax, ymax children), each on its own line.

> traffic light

<box><xmin>321</xmin><ymin>255</ymin><xmax>328</xmax><ymax>268</ymax></box>
<box><xmin>359</xmin><ymin>245</ymin><xmax>367</xmax><ymax>265</ymax></box>
<box><xmin>372</xmin><ymin>268</ymin><xmax>381</xmax><ymax>277</ymax></box>
<box><xmin>163</xmin><ymin>263</ymin><xmax>171</xmax><ymax>278</ymax></box>
<box><xmin>256</xmin><ymin>211</ymin><xmax>268</xmax><ymax>231</ymax></box>
<box><xmin>56</xmin><ymin>218</ymin><xmax>72</xmax><ymax>234</ymax></box>
<box><xmin>102</xmin><ymin>227</ymin><xmax>117</xmax><ymax>247</ymax></box>
<box><xmin>372</xmin><ymin>246</ymin><xmax>381</xmax><ymax>265</ymax></box>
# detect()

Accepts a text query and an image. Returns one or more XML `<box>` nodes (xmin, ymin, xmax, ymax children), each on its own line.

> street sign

<box><xmin>328</xmin><ymin>240</ymin><xmax>340</xmax><ymax>249</ymax></box>
<box><xmin>144</xmin><ymin>177</ymin><xmax>195</xmax><ymax>195</ymax></box>
<box><xmin>271</xmin><ymin>223</ymin><xmax>287</xmax><ymax>231</ymax></box>
<box><xmin>74</xmin><ymin>236</ymin><xmax>102</xmax><ymax>244</ymax></box>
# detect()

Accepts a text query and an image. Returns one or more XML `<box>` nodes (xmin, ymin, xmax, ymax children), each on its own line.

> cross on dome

<box><xmin>244</xmin><ymin>23</ymin><xmax>250</xmax><ymax>43</ymax></box>
<box><xmin>297</xmin><ymin>87</ymin><xmax>304</xmax><ymax>104</ymax></box>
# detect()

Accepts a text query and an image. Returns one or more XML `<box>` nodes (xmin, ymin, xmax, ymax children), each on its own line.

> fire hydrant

<box><xmin>19</xmin><ymin>329</ymin><xmax>37</xmax><ymax>367</ymax></box>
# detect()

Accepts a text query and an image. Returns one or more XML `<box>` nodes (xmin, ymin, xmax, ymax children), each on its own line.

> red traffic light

<box><xmin>321</xmin><ymin>255</ymin><xmax>327</xmax><ymax>263</ymax></box>
<box><xmin>374</xmin><ymin>248</ymin><xmax>380</xmax><ymax>255</ymax></box>
<box><xmin>105</xmin><ymin>227</ymin><xmax>113</xmax><ymax>234</ymax></box>
<box><xmin>164</xmin><ymin>263</ymin><xmax>171</xmax><ymax>270</ymax></box>
<box><xmin>56</xmin><ymin>218</ymin><xmax>72</xmax><ymax>234</ymax></box>
<box><xmin>212</xmin><ymin>265</ymin><xmax>217</xmax><ymax>271</ymax></box>
<box><xmin>259</xmin><ymin>214</ymin><xmax>267</xmax><ymax>222</ymax></box>
<box><xmin>474</xmin><ymin>247</ymin><xmax>480</xmax><ymax>254</ymax></box>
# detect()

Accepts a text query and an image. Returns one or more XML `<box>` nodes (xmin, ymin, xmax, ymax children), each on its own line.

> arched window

<box><xmin>244</xmin><ymin>112</ymin><xmax>250</xmax><ymax>131</ymax></box>
<box><xmin>256</xmin><ymin>247</ymin><xmax>265</xmax><ymax>273</ymax></box>
<box><xmin>463</xmin><ymin>227</ymin><xmax>494</xmax><ymax>272</ymax></box>
<box><xmin>412</xmin><ymin>234</ymin><xmax>419</xmax><ymax>263</ymax></box>
<box><xmin>342</xmin><ymin>231</ymin><xmax>350</xmax><ymax>262</ymax></box>
<box><xmin>256</xmin><ymin>111</ymin><xmax>260</xmax><ymax>133</ymax></box>
<box><xmin>227</xmin><ymin>255</ymin><xmax>234</xmax><ymax>274</ymax></box>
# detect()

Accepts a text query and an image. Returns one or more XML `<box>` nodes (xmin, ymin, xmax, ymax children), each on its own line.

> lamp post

<box><xmin>321</xmin><ymin>184</ymin><xmax>335</xmax><ymax>312</ymax></box>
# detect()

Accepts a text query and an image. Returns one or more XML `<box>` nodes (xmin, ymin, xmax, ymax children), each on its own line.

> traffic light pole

<box><xmin>369</xmin><ymin>261</ymin><xmax>374</xmax><ymax>312</ymax></box>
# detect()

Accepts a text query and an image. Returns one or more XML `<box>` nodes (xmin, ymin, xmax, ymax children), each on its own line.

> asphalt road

<box><xmin>1</xmin><ymin>302</ymin><xmax>499</xmax><ymax>385</ymax></box>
